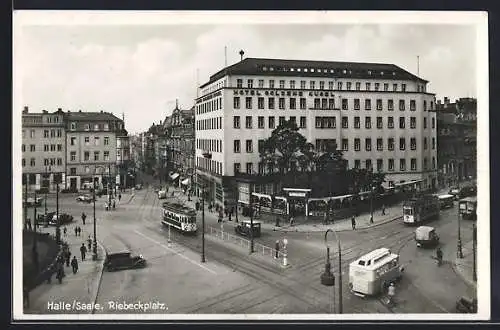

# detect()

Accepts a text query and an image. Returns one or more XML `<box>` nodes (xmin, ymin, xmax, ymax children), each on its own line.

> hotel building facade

<box><xmin>195</xmin><ymin>58</ymin><xmax>438</xmax><ymax>207</ymax></box>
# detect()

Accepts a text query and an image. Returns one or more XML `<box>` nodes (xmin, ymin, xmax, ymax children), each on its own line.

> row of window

<box><xmin>233</xmin><ymin>115</ymin><xmax>307</xmax><ymax>129</ymax></box>
<box><xmin>237</xmin><ymin>79</ymin><xmax>415</xmax><ymax>93</ymax></box>
<box><xmin>69</xmin><ymin>122</ymin><xmax>114</xmax><ymax>131</ymax></box>
<box><xmin>22</xmin><ymin>129</ymin><xmax>63</xmax><ymax>139</ymax></box>
<box><xmin>196</xmin><ymin>97</ymin><xmax>222</xmax><ymax>115</ymax></box>
<box><xmin>196</xmin><ymin>117</ymin><xmax>223</xmax><ymax>131</ymax></box>
<box><xmin>197</xmin><ymin>139</ymin><xmax>223</xmax><ymax>153</ymax></box>
<box><xmin>234</xmin><ymin>96</ymin><xmax>425</xmax><ymax>111</ymax></box>
<box><xmin>68</xmin><ymin>166</ymin><xmax>109</xmax><ymax>176</ymax></box>
<box><xmin>22</xmin><ymin>144</ymin><xmax>64</xmax><ymax>152</ymax></box>
<box><xmin>69</xmin><ymin>136</ymin><xmax>111</xmax><ymax>146</ymax></box>
<box><xmin>69</xmin><ymin>151</ymin><xmax>110</xmax><ymax>162</ymax></box>
<box><xmin>232</xmin><ymin>136</ymin><xmax>436</xmax><ymax>154</ymax></box>
<box><xmin>197</xmin><ymin>157</ymin><xmax>223</xmax><ymax>176</ymax></box>
<box><xmin>22</xmin><ymin>158</ymin><xmax>63</xmax><ymax>167</ymax></box>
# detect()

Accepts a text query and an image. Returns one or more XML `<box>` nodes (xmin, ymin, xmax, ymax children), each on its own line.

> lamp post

<box><xmin>44</xmin><ymin>166</ymin><xmax>51</xmax><ymax>219</ymax></box>
<box><xmin>320</xmin><ymin>229</ymin><xmax>343</xmax><ymax>314</ymax></box>
<box><xmin>32</xmin><ymin>189</ymin><xmax>39</xmax><ymax>272</ymax></box>
<box><xmin>201</xmin><ymin>183</ymin><xmax>206</xmax><ymax>263</ymax></box>
<box><xmin>55</xmin><ymin>176</ymin><xmax>61</xmax><ymax>246</ymax></box>
<box><xmin>24</xmin><ymin>174</ymin><xmax>28</xmax><ymax>230</ymax></box>
<box><xmin>472</xmin><ymin>223</ymin><xmax>477</xmax><ymax>282</ymax></box>
<box><xmin>369</xmin><ymin>185</ymin><xmax>375</xmax><ymax>224</ymax></box>
<box><xmin>457</xmin><ymin>202</ymin><xmax>464</xmax><ymax>259</ymax></box>
<box><xmin>249</xmin><ymin>184</ymin><xmax>255</xmax><ymax>254</ymax></box>
<box><xmin>92</xmin><ymin>177</ymin><xmax>98</xmax><ymax>260</ymax></box>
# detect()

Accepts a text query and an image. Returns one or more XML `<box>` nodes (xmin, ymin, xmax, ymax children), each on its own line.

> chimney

<box><xmin>42</xmin><ymin>110</ymin><xmax>48</xmax><ymax>114</ymax></box>
<box><xmin>58</xmin><ymin>108</ymin><xmax>62</xmax><ymax>112</ymax></box>
<box><xmin>444</xmin><ymin>97</ymin><xmax>449</xmax><ymax>105</ymax></box>
<box><xmin>100</xmin><ymin>110</ymin><xmax>104</xmax><ymax>113</ymax></box>
<box><xmin>22</xmin><ymin>106</ymin><xmax>28</xmax><ymax>114</ymax></box>
<box><xmin>79</xmin><ymin>110</ymin><xmax>82</xmax><ymax>112</ymax></box>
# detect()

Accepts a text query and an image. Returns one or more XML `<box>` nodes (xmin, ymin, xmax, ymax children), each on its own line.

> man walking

<box><xmin>71</xmin><ymin>256</ymin><xmax>79</xmax><ymax>274</ymax></box>
<box><xmin>63</xmin><ymin>226</ymin><xmax>67</xmax><ymax>236</ymax></box>
<box><xmin>77</xmin><ymin>226</ymin><xmax>82</xmax><ymax>237</ymax></box>
<box><xmin>74</xmin><ymin>226</ymin><xmax>78</xmax><ymax>236</ymax></box>
<box><xmin>351</xmin><ymin>215</ymin><xmax>356</xmax><ymax>230</ymax></box>
<box><xmin>82</xmin><ymin>212</ymin><xmax>87</xmax><ymax>225</ymax></box>
<box><xmin>381</xmin><ymin>204</ymin><xmax>386</xmax><ymax>216</ymax></box>
<box><xmin>65</xmin><ymin>249</ymin><xmax>71</xmax><ymax>267</ymax></box>
<box><xmin>87</xmin><ymin>236</ymin><xmax>92</xmax><ymax>252</ymax></box>
<box><xmin>80</xmin><ymin>243</ymin><xmax>87</xmax><ymax>261</ymax></box>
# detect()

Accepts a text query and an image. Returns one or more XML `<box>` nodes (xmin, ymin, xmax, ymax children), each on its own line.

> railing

<box><xmin>208</xmin><ymin>226</ymin><xmax>284</xmax><ymax>260</ymax></box>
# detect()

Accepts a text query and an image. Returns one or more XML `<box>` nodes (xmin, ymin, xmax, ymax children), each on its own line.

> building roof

<box><xmin>200</xmin><ymin>57</ymin><xmax>428</xmax><ymax>88</ymax></box>
<box><xmin>65</xmin><ymin>111</ymin><xmax>122</xmax><ymax>122</ymax></box>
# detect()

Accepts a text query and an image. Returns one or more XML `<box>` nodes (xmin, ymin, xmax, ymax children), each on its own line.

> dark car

<box><xmin>49</xmin><ymin>213</ymin><xmax>74</xmax><ymax>226</ymax></box>
<box><xmin>104</xmin><ymin>251</ymin><xmax>146</xmax><ymax>271</ymax></box>
<box><xmin>458</xmin><ymin>186</ymin><xmax>476</xmax><ymax>199</ymax></box>
<box><xmin>234</xmin><ymin>220</ymin><xmax>262</xmax><ymax>238</ymax></box>
<box><xmin>36</xmin><ymin>211</ymin><xmax>56</xmax><ymax>225</ymax></box>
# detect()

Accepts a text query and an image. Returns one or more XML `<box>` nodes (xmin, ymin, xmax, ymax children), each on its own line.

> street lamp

<box><xmin>201</xmin><ymin>183</ymin><xmax>206</xmax><ymax>263</ymax></box>
<box><xmin>44</xmin><ymin>166</ymin><xmax>51</xmax><ymax>221</ymax></box>
<box><xmin>31</xmin><ymin>188</ymin><xmax>39</xmax><ymax>272</ymax></box>
<box><xmin>92</xmin><ymin>175</ymin><xmax>98</xmax><ymax>260</ymax></box>
<box><xmin>320</xmin><ymin>229</ymin><xmax>343</xmax><ymax>314</ymax></box>
<box><xmin>249</xmin><ymin>185</ymin><xmax>255</xmax><ymax>254</ymax></box>
<box><xmin>55</xmin><ymin>173</ymin><xmax>61</xmax><ymax>246</ymax></box>
<box><xmin>369</xmin><ymin>185</ymin><xmax>375</xmax><ymax>224</ymax></box>
<box><xmin>457</xmin><ymin>202</ymin><xmax>464</xmax><ymax>259</ymax></box>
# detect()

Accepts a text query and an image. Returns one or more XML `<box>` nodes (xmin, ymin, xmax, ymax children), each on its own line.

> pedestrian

<box><xmin>436</xmin><ymin>246</ymin><xmax>443</xmax><ymax>266</ymax></box>
<box><xmin>71</xmin><ymin>256</ymin><xmax>79</xmax><ymax>274</ymax></box>
<box><xmin>112</xmin><ymin>199</ymin><xmax>116</xmax><ymax>209</ymax></box>
<box><xmin>77</xmin><ymin>226</ymin><xmax>82</xmax><ymax>237</ymax></box>
<box><xmin>289</xmin><ymin>216</ymin><xmax>294</xmax><ymax>227</ymax></box>
<box><xmin>387</xmin><ymin>283</ymin><xmax>396</xmax><ymax>306</ymax></box>
<box><xmin>381</xmin><ymin>204</ymin><xmax>385</xmax><ymax>216</ymax></box>
<box><xmin>323</xmin><ymin>211</ymin><xmax>328</xmax><ymax>225</ymax></box>
<box><xmin>87</xmin><ymin>236</ymin><xmax>92</xmax><ymax>251</ymax></box>
<box><xmin>228</xmin><ymin>211</ymin><xmax>232</xmax><ymax>222</ymax></box>
<box><xmin>369</xmin><ymin>215</ymin><xmax>374</xmax><ymax>224</ymax></box>
<box><xmin>74</xmin><ymin>226</ymin><xmax>78</xmax><ymax>236</ymax></box>
<box><xmin>118</xmin><ymin>193</ymin><xmax>121</xmax><ymax>202</ymax></box>
<box><xmin>80</xmin><ymin>243</ymin><xmax>87</xmax><ymax>261</ymax></box>
<box><xmin>351</xmin><ymin>215</ymin><xmax>356</xmax><ymax>230</ymax></box>
<box><xmin>56</xmin><ymin>263</ymin><xmax>64</xmax><ymax>283</ymax></box>
<box><xmin>275</xmin><ymin>215</ymin><xmax>280</xmax><ymax>227</ymax></box>
<box><xmin>82</xmin><ymin>212</ymin><xmax>86</xmax><ymax>225</ymax></box>
<box><xmin>65</xmin><ymin>250</ymin><xmax>71</xmax><ymax>267</ymax></box>
<box><xmin>27</xmin><ymin>219</ymin><xmax>32</xmax><ymax>231</ymax></box>
<box><xmin>195</xmin><ymin>201</ymin><xmax>200</xmax><ymax>211</ymax></box>
<box><xmin>63</xmin><ymin>226</ymin><xmax>67</xmax><ymax>236</ymax></box>
<box><xmin>275</xmin><ymin>240</ymin><xmax>280</xmax><ymax>259</ymax></box>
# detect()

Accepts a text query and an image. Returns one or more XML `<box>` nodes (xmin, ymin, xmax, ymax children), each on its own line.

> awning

<box><xmin>170</xmin><ymin>173</ymin><xmax>180</xmax><ymax>180</ymax></box>
<box><xmin>181</xmin><ymin>178</ymin><xmax>190</xmax><ymax>185</ymax></box>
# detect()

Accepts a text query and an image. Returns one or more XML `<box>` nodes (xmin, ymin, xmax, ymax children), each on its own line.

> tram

<box><xmin>161</xmin><ymin>202</ymin><xmax>198</xmax><ymax>234</ymax></box>
<box><xmin>403</xmin><ymin>194</ymin><xmax>440</xmax><ymax>225</ymax></box>
<box><xmin>459</xmin><ymin>196</ymin><xmax>477</xmax><ymax>220</ymax></box>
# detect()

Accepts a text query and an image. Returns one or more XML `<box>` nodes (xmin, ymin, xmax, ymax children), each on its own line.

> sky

<box><xmin>14</xmin><ymin>12</ymin><xmax>484</xmax><ymax>135</ymax></box>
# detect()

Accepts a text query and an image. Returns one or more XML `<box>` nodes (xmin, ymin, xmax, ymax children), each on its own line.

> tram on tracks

<box><xmin>403</xmin><ymin>194</ymin><xmax>440</xmax><ymax>225</ymax></box>
<box><xmin>161</xmin><ymin>202</ymin><xmax>198</xmax><ymax>234</ymax></box>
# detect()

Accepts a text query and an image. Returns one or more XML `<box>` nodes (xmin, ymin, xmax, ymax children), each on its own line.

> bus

<box><xmin>403</xmin><ymin>194</ymin><xmax>440</xmax><ymax>225</ymax></box>
<box><xmin>459</xmin><ymin>196</ymin><xmax>477</xmax><ymax>220</ymax></box>
<box><xmin>436</xmin><ymin>194</ymin><xmax>455</xmax><ymax>209</ymax></box>
<box><xmin>349</xmin><ymin>248</ymin><xmax>403</xmax><ymax>296</ymax></box>
<box><xmin>161</xmin><ymin>202</ymin><xmax>198</xmax><ymax>234</ymax></box>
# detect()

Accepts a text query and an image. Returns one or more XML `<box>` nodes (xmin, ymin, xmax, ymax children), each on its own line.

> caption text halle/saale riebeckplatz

<box><xmin>47</xmin><ymin>300</ymin><xmax>168</xmax><ymax>312</ymax></box>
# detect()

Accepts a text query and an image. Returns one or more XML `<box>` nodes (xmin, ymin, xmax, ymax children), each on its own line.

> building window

<box><xmin>57</xmin><ymin>158</ymin><xmax>62</xmax><ymax>166</ymax></box>
<box><xmin>299</xmin><ymin>98</ymin><xmax>306</xmax><ymax>110</ymax></box>
<box><xmin>342</xmin><ymin>99</ymin><xmax>348</xmax><ymax>110</ymax></box>
<box><xmin>365</xmin><ymin>116</ymin><xmax>371</xmax><ymax>129</ymax></box>
<box><xmin>432</xmin><ymin>117</ymin><xmax>435</xmax><ymax>129</ymax></box>
<box><xmin>269</xmin><ymin>116</ymin><xmax>275</xmax><ymax>129</ymax></box>
<box><xmin>245</xmin><ymin>116</ymin><xmax>252</xmax><ymax>129</ymax></box>
<box><xmin>388</xmin><ymin>116</ymin><xmax>394</xmax><ymax>129</ymax></box>
<box><xmin>94</xmin><ymin>137</ymin><xmax>100</xmax><ymax>146</ymax></box>
<box><xmin>94</xmin><ymin>151</ymin><xmax>99</xmax><ymax>161</ymax></box>
<box><xmin>399</xmin><ymin>100</ymin><xmax>405</xmax><ymax>111</ymax></box>
<box><xmin>410</xmin><ymin>117</ymin><xmax>416</xmax><ymax>129</ymax></box>
<box><xmin>376</xmin><ymin>99</ymin><xmax>382</xmax><ymax>111</ymax></box>
<box><xmin>388</xmin><ymin>138</ymin><xmax>395</xmax><ymax>151</ymax></box>
<box><xmin>342</xmin><ymin>117</ymin><xmax>349</xmax><ymax>129</ymax></box>
<box><xmin>84</xmin><ymin>151</ymin><xmax>90</xmax><ymax>161</ymax></box>
<box><xmin>104</xmin><ymin>137</ymin><xmax>109</xmax><ymax>145</ymax></box>
<box><xmin>377</xmin><ymin>159</ymin><xmax>383</xmax><ymax>172</ymax></box>
<box><xmin>233</xmin><ymin>140</ymin><xmax>240</xmax><ymax>153</ymax></box>
<box><xmin>402</xmin><ymin>84</ymin><xmax>406</xmax><ymax>92</ymax></box>
<box><xmin>29</xmin><ymin>144</ymin><xmax>35</xmax><ymax>152</ymax></box>
<box><xmin>258</xmin><ymin>97</ymin><xmax>264</xmax><ymax>109</ymax></box>
<box><xmin>258</xmin><ymin>79</ymin><xmax>264</xmax><ymax>88</ymax></box>
<box><xmin>258</xmin><ymin>116</ymin><xmax>264</xmax><ymax>128</ymax></box>
<box><xmin>30</xmin><ymin>129</ymin><xmax>35</xmax><ymax>138</ymax></box>
<box><xmin>104</xmin><ymin>123</ymin><xmax>109</xmax><ymax>131</ymax></box>
<box><xmin>71</xmin><ymin>151</ymin><xmax>76</xmax><ymax>161</ymax></box>
<box><xmin>341</xmin><ymin>139</ymin><xmax>348</xmax><ymax>151</ymax></box>
<box><xmin>43</xmin><ymin>144</ymin><xmax>49</xmax><ymax>152</ymax></box>
<box><xmin>246</xmin><ymin>140</ymin><xmax>253</xmax><ymax>153</ymax></box>
<box><xmin>234</xmin><ymin>97</ymin><xmax>240</xmax><ymax>109</ymax></box>
<box><xmin>399</xmin><ymin>138</ymin><xmax>406</xmax><ymax>150</ymax></box>
<box><xmin>104</xmin><ymin>151</ymin><xmax>110</xmax><ymax>161</ymax></box>
<box><xmin>376</xmin><ymin>117</ymin><xmax>383</xmax><ymax>129</ymax></box>
<box><xmin>374</xmin><ymin>83</ymin><xmax>380</xmax><ymax>91</ymax></box>
<box><xmin>354</xmin><ymin>99</ymin><xmax>360</xmax><ymax>110</ymax></box>
<box><xmin>424</xmin><ymin>117</ymin><xmax>427</xmax><ymax>129</ymax></box>
<box><xmin>377</xmin><ymin>138</ymin><xmax>383</xmax><ymax>151</ymax></box>
<box><xmin>290</xmin><ymin>80</ymin><xmax>296</xmax><ymax>89</ymax></box>
<box><xmin>57</xmin><ymin>129</ymin><xmax>62</xmax><ymax>137</ymax></box>
<box><xmin>365</xmin><ymin>138</ymin><xmax>372</xmax><ymax>151</ymax></box>
<box><xmin>354</xmin><ymin>116</ymin><xmax>360</xmax><ymax>129</ymax></box>
<box><xmin>22</xmin><ymin>158</ymin><xmax>25</xmax><ymax>167</ymax></box>
<box><xmin>22</xmin><ymin>144</ymin><xmax>25</xmax><ymax>152</ymax></box>
<box><xmin>84</xmin><ymin>137</ymin><xmax>90</xmax><ymax>145</ymax></box>
<box><xmin>337</xmin><ymin>82</ymin><xmax>343</xmax><ymax>90</ymax></box>
<box><xmin>327</xmin><ymin>99</ymin><xmax>334</xmax><ymax>110</ymax></box>
<box><xmin>279</xmin><ymin>80</ymin><xmax>285</xmax><ymax>89</ymax></box>
<box><xmin>388</xmin><ymin>99</ymin><xmax>394</xmax><ymax>111</ymax></box>
<box><xmin>410</xmin><ymin>100</ymin><xmax>416</xmax><ymax>111</ymax></box>
<box><xmin>279</xmin><ymin>98</ymin><xmax>285</xmax><ymax>110</ymax></box>
<box><xmin>289</xmin><ymin>98</ymin><xmax>296</xmax><ymax>110</ymax></box>
<box><xmin>384</xmin><ymin>83</ymin><xmax>389</xmax><ymax>91</ymax></box>
<box><xmin>355</xmin><ymin>82</ymin><xmax>361</xmax><ymax>91</ymax></box>
<box><xmin>319</xmin><ymin>81</ymin><xmax>325</xmax><ymax>90</ymax></box>
<box><xmin>300</xmin><ymin>80</ymin><xmax>306</xmax><ymax>89</ymax></box>
<box><xmin>245</xmin><ymin>97</ymin><xmax>252</xmax><ymax>109</ymax></box>
<box><xmin>93</xmin><ymin>124</ymin><xmax>99</xmax><ymax>131</ymax></box>
<box><xmin>354</xmin><ymin>138</ymin><xmax>361</xmax><ymax>151</ymax></box>
<box><xmin>411</xmin><ymin>158</ymin><xmax>417</xmax><ymax>171</ymax></box>
<box><xmin>366</xmin><ymin>159</ymin><xmax>372</xmax><ymax>170</ymax></box>
<box><xmin>346</xmin><ymin>82</ymin><xmax>352</xmax><ymax>90</ymax></box>
<box><xmin>366</xmin><ymin>82</ymin><xmax>371</xmax><ymax>91</ymax></box>
<box><xmin>388</xmin><ymin>158</ymin><xmax>394</xmax><ymax>171</ymax></box>
<box><xmin>70</xmin><ymin>168</ymin><xmax>76</xmax><ymax>175</ymax></box>
<box><xmin>269</xmin><ymin>80</ymin><xmax>275</xmax><ymax>88</ymax></box>
<box><xmin>279</xmin><ymin>116</ymin><xmax>286</xmax><ymax>126</ymax></box>
<box><xmin>328</xmin><ymin>81</ymin><xmax>334</xmax><ymax>90</ymax></box>
<box><xmin>30</xmin><ymin>158</ymin><xmax>36</xmax><ymax>166</ymax></box>
<box><xmin>233</xmin><ymin>116</ymin><xmax>240</xmax><ymax>128</ymax></box>
<box><xmin>399</xmin><ymin>117</ymin><xmax>405</xmax><ymax>129</ymax></box>
<box><xmin>393</xmin><ymin>84</ymin><xmax>398</xmax><ymax>92</ymax></box>
<box><xmin>237</xmin><ymin>79</ymin><xmax>243</xmax><ymax>88</ymax></box>
<box><xmin>44</xmin><ymin>130</ymin><xmax>49</xmax><ymax>138</ymax></box>
<box><xmin>321</xmin><ymin>98</ymin><xmax>327</xmax><ymax>109</ymax></box>
<box><xmin>365</xmin><ymin>99</ymin><xmax>371</xmax><ymax>110</ymax></box>
<box><xmin>268</xmin><ymin>98</ymin><xmax>275</xmax><ymax>109</ymax></box>
<box><xmin>432</xmin><ymin>137</ymin><xmax>436</xmax><ymax>149</ymax></box>
<box><xmin>423</xmin><ymin>158</ymin><xmax>428</xmax><ymax>170</ymax></box>
<box><xmin>43</xmin><ymin>158</ymin><xmax>48</xmax><ymax>166</ymax></box>
<box><xmin>234</xmin><ymin>163</ymin><xmax>241</xmax><ymax>174</ymax></box>
<box><xmin>258</xmin><ymin>140</ymin><xmax>265</xmax><ymax>153</ymax></box>
<box><xmin>314</xmin><ymin>99</ymin><xmax>320</xmax><ymax>109</ymax></box>
<box><xmin>247</xmin><ymin>79</ymin><xmax>253</xmax><ymax>88</ymax></box>
<box><xmin>354</xmin><ymin>160</ymin><xmax>361</xmax><ymax>169</ymax></box>
<box><xmin>410</xmin><ymin>138</ymin><xmax>417</xmax><ymax>150</ymax></box>
<box><xmin>400</xmin><ymin>159</ymin><xmax>406</xmax><ymax>171</ymax></box>
<box><xmin>50</xmin><ymin>144</ymin><xmax>55</xmax><ymax>151</ymax></box>
<box><xmin>424</xmin><ymin>137</ymin><xmax>428</xmax><ymax>149</ymax></box>
<box><xmin>432</xmin><ymin>157</ymin><xmax>436</xmax><ymax>169</ymax></box>
<box><xmin>246</xmin><ymin>162</ymin><xmax>253</xmax><ymax>174</ymax></box>
<box><xmin>310</xmin><ymin>81</ymin><xmax>315</xmax><ymax>89</ymax></box>
<box><xmin>300</xmin><ymin>116</ymin><xmax>306</xmax><ymax>128</ymax></box>
<box><xmin>70</xmin><ymin>137</ymin><xmax>76</xmax><ymax>146</ymax></box>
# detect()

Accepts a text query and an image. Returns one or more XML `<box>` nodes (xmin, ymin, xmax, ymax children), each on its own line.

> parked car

<box><xmin>158</xmin><ymin>189</ymin><xmax>167</xmax><ymax>199</ymax></box>
<box><xmin>36</xmin><ymin>211</ymin><xmax>56</xmax><ymax>225</ymax></box>
<box><xmin>234</xmin><ymin>220</ymin><xmax>262</xmax><ymax>238</ymax></box>
<box><xmin>104</xmin><ymin>251</ymin><xmax>146</xmax><ymax>272</ymax></box>
<box><xmin>23</xmin><ymin>197</ymin><xmax>43</xmax><ymax>208</ymax></box>
<box><xmin>449</xmin><ymin>186</ymin><xmax>461</xmax><ymax>197</ymax></box>
<box><xmin>458</xmin><ymin>186</ymin><xmax>476</xmax><ymax>199</ymax></box>
<box><xmin>76</xmin><ymin>194</ymin><xmax>95</xmax><ymax>203</ymax></box>
<box><xmin>49</xmin><ymin>213</ymin><xmax>74</xmax><ymax>226</ymax></box>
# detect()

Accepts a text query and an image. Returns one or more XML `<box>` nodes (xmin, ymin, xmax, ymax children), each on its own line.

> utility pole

<box><xmin>201</xmin><ymin>184</ymin><xmax>206</xmax><ymax>263</ymax></box>
<box><xmin>457</xmin><ymin>203</ymin><xmax>464</xmax><ymax>259</ymax></box>
<box><xmin>249</xmin><ymin>185</ymin><xmax>254</xmax><ymax>254</ymax></box>
<box><xmin>92</xmin><ymin>178</ymin><xmax>98</xmax><ymax>260</ymax></box>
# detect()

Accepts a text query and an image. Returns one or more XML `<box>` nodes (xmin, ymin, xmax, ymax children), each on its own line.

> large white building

<box><xmin>195</xmin><ymin>57</ymin><xmax>438</xmax><ymax>207</ymax></box>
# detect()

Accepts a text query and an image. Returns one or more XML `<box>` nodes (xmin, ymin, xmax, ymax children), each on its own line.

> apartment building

<box><xmin>195</xmin><ymin>57</ymin><xmax>438</xmax><ymax>206</ymax></box>
<box><xmin>21</xmin><ymin>107</ymin><xmax>66</xmax><ymax>192</ymax></box>
<box><xmin>65</xmin><ymin>110</ymin><xmax>124</xmax><ymax>190</ymax></box>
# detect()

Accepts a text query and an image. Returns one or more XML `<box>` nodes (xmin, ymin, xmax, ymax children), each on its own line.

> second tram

<box><xmin>161</xmin><ymin>202</ymin><xmax>198</xmax><ymax>234</ymax></box>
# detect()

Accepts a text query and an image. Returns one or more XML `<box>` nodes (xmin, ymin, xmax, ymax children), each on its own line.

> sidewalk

<box><xmin>452</xmin><ymin>241</ymin><xmax>477</xmax><ymax>289</ymax></box>
<box><xmin>25</xmin><ymin>222</ymin><xmax>106</xmax><ymax>314</ymax></box>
